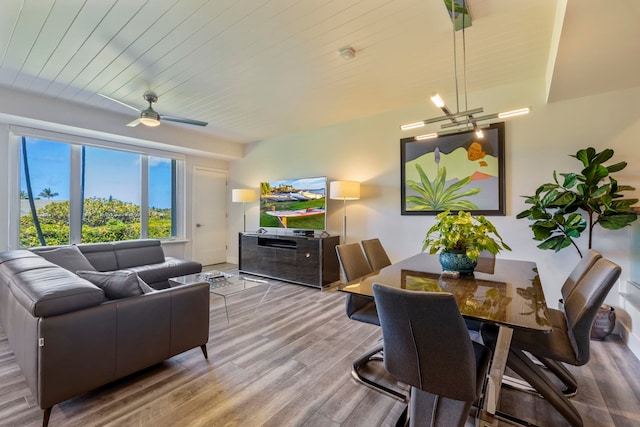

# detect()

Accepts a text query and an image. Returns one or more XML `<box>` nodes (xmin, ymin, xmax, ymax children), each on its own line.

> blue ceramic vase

<box><xmin>439</xmin><ymin>251</ymin><xmax>477</xmax><ymax>275</ymax></box>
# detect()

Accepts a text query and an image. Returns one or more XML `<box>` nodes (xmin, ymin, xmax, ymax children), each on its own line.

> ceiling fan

<box><xmin>98</xmin><ymin>91</ymin><xmax>208</xmax><ymax>128</ymax></box>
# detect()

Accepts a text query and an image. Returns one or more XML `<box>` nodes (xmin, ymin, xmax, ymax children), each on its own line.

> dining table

<box><xmin>339</xmin><ymin>252</ymin><xmax>552</xmax><ymax>426</ymax></box>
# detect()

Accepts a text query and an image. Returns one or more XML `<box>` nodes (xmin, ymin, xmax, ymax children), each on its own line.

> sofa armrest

<box><xmin>38</xmin><ymin>304</ymin><xmax>119</xmax><ymax>409</ymax></box>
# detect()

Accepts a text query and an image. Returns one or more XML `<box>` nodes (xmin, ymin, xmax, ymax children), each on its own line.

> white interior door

<box><xmin>192</xmin><ymin>167</ymin><xmax>227</xmax><ymax>266</ymax></box>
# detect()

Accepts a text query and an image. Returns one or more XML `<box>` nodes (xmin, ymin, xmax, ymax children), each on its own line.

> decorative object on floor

<box><xmin>400</xmin><ymin>122</ymin><xmax>505</xmax><ymax>215</ymax></box>
<box><xmin>517</xmin><ymin>147</ymin><xmax>637</xmax><ymax>257</ymax></box>
<box><xmin>232</xmin><ymin>188</ymin><xmax>257</xmax><ymax>232</ymax></box>
<box><xmin>399</xmin><ymin>0</ymin><xmax>529</xmax><ymax>139</ymax></box>
<box><xmin>330</xmin><ymin>180</ymin><xmax>360</xmax><ymax>244</ymax></box>
<box><xmin>590</xmin><ymin>304</ymin><xmax>616</xmax><ymax>340</ymax></box>
<box><xmin>422</xmin><ymin>210</ymin><xmax>511</xmax><ymax>274</ymax></box>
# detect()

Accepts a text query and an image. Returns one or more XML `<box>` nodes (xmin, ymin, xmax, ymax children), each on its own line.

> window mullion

<box><xmin>141</xmin><ymin>155</ymin><xmax>149</xmax><ymax>239</ymax></box>
<box><xmin>69</xmin><ymin>145</ymin><xmax>83</xmax><ymax>244</ymax></box>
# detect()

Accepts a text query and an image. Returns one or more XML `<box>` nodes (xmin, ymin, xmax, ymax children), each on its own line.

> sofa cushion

<box><xmin>113</xmin><ymin>239</ymin><xmax>165</xmax><ymax>269</ymax></box>
<box><xmin>31</xmin><ymin>245</ymin><xmax>96</xmax><ymax>273</ymax></box>
<box><xmin>76</xmin><ymin>270</ymin><xmax>147</xmax><ymax>300</ymax></box>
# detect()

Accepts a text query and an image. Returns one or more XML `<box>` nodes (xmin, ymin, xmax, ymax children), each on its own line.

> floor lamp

<box><xmin>232</xmin><ymin>189</ymin><xmax>257</xmax><ymax>232</ymax></box>
<box><xmin>329</xmin><ymin>181</ymin><xmax>360</xmax><ymax>244</ymax></box>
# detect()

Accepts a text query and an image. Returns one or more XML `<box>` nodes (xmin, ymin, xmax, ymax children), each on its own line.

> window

<box><xmin>18</xmin><ymin>136</ymin><xmax>181</xmax><ymax>247</ymax></box>
<box><xmin>19</xmin><ymin>138</ymin><xmax>71</xmax><ymax>247</ymax></box>
<box><xmin>148</xmin><ymin>156</ymin><xmax>176</xmax><ymax>239</ymax></box>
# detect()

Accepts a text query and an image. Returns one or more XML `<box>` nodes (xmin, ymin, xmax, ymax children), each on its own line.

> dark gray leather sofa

<box><xmin>0</xmin><ymin>241</ymin><xmax>209</xmax><ymax>427</ymax></box>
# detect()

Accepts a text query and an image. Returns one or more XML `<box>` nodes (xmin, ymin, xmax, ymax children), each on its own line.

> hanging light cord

<box><xmin>452</xmin><ymin>0</ymin><xmax>460</xmax><ymax>114</ymax></box>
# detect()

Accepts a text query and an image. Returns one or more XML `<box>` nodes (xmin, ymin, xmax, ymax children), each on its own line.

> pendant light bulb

<box><xmin>431</xmin><ymin>94</ymin><xmax>445</xmax><ymax>108</ymax></box>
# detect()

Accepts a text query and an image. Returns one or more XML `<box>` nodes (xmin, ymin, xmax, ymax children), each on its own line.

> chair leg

<box><xmin>351</xmin><ymin>342</ymin><xmax>406</xmax><ymax>401</ymax></box>
<box><xmin>200</xmin><ymin>344</ymin><xmax>208</xmax><ymax>359</ymax></box>
<box><xmin>410</xmin><ymin>388</ymin><xmax>471</xmax><ymax>427</ymax></box>
<box><xmin>42</xmin><ymin>407</ymin><xmax>52</xmax><ymax>427</ymax></box>
<box><xmin>535</xmin><ymin>355</ymin><xmax>578</xmax><ymax>396</ymax></box>
<box><xmin>507</xmin><ymin>348</ymin><xmax>583</xmax><ymax>427</ymax></box>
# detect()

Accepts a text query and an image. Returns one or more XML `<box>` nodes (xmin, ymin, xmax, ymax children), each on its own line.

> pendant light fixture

<box><xmin>401</xmin><ymin>0</ymin><xmax>529</xmax><ymax>139</ymax></box>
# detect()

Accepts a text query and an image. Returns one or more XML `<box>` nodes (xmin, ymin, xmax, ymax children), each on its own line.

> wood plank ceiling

<box><xmin>0</xmin><ymin>0</ymin><xmax>638</xmax><ymax>143</ymax></box>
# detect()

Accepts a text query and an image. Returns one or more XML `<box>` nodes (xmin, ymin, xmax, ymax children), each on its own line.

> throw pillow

<box><xmin>36</xmin><ymin>245</ymin><xmax>96</xmax><ymax>273</ymax></box>
<box><xmin>77</xmin><ymin>270</ymin><xmax>144</xmax><ymax>300</ymax></box>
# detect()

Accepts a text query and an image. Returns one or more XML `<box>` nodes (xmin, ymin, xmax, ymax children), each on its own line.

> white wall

<box><xmin>229</xmin><ymin>80</ymin><xmax>640</xmax><ymax>355</ymax></box>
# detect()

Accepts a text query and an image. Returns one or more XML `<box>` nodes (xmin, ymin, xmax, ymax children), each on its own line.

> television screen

<box><xmin>259</xmin><ymin>176</ymin><xmax>327</xmax><ymax>231</ymax></box>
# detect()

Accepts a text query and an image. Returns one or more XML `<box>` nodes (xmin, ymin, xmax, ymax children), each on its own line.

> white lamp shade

<box><xmin>232</xmin><ymin>188</ymin><xmax>257</xmax><ymax>203</ymax></box>
<box><xmin>330</xmin><ymin>181</ymin><xmax>360</xmax><ymax>200</ymax></box>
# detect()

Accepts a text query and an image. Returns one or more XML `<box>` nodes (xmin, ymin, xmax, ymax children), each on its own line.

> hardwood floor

<box><xmin>1</xmin><ymin>269</ymin><xmax>639</xmax><ymax>427</ymax></box>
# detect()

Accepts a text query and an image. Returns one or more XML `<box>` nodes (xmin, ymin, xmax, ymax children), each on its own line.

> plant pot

<box><xmin>439</xmin><ymin>251</ymin><xmax>477</xmax><ymax>275</ymax></box>
<box><xmin>590</xmin><ymin>304</ymin><xmax>616</xmax><ymax>340</ymax></box>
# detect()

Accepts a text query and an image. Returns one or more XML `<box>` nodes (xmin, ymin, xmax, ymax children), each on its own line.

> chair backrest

<box><xmin>336</xmin><ymin>243</ymin><xmax>373</xmax><ymax>282</ymax></box>
<box><xmin>563</xmin><ymin>257</ymin><xmax>620</xmax><ymax>364</ymax></box>
<box><xmin>372</xmin><ymin>283</ymin><xmax>479</xmax><ymax>402</ymax></box>
<box><xmin>361</xmin><ymin>238</ymin><xmax>392</xmax><ymax>271</ymax></box>
<box><xmin>561</xmin><ymin>249</ymin><xmax>602</xmax><ymax>302</ymax></box>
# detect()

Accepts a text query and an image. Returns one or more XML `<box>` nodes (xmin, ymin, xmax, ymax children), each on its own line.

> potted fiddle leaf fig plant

<box><xmin>422</xmin><ymin>210</ymin><xmax>512</xmax><ymax>274</ymax></box>
<box><xmin>517</xmin><ymin>147</ymin><xmax>637</xmax><ymax>258</ymax></box>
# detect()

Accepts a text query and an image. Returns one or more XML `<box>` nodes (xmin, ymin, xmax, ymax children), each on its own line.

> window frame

<box><xmin>10</xmin><ymin>126</ymin><xmax>186</xmax><ymax>248</ymax></box>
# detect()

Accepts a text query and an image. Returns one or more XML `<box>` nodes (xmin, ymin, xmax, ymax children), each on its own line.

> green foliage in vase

<box><xmin>517</xmin><ymin>147</ymin><xmax>638</xmax><ymax>257</ymax></box>
<box><xmin>422</xmin><ymin>210</ymin><xmax>511</xmax><ymax>261</ymax></box>
<box><xmin>406</xmin><ymin>163</ymin><xmax>480</xmax><ymax>211</ymax></box>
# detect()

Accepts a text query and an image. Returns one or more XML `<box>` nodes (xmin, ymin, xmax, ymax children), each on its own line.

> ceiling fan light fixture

<box><xmin>140</xmin><ymin>117</ymin><xmax>160</xmax><ymax>127</ymax></box>
<box><xmin>140</xmin><ymin>108</ymin><xmax>160</xmax><ymax>127</ymax></box>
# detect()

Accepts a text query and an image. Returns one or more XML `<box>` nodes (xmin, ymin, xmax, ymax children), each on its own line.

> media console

<box><xmin>238</xmin><ymin>233</ymin><xmax>340</xmax><ymax>288</ymax></box>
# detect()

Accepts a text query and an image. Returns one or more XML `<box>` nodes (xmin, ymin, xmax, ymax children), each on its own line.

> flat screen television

<box><xmin>259</xmin><ymin>176</ymin><xmax>327</xmax><ymax>231</ymax></box>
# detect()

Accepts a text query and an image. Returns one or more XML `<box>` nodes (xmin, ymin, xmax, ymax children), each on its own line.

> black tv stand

<box><xmin>238</xmin><ymin>233</ymin><xmax>340</xmax><ymax>288</ymax></box>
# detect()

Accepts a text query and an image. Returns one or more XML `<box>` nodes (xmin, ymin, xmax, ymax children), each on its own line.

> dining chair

<box><xmin>481</xmin><ymin>257</ymin><xmax>621</xmax><ymax>427</ymax></box>
<box><xmin>373</xmin><ymin>283</ymin><xmax>492</xmax><ymax>427</ymax></box>
<box><xmin>537</xmin><ymin>249</ymin><xmax>602</xmax><ymax>395</ymax></box>
<box><xmin>335</xmin><ymin>243</ymin><xmax>377</xmax><ymax>325</ymax></box>
<box><xmin>361</xmin><ymin>238</ymin><xmax>392</xmax><ymax>271</ymax></box>
<box><xmin>336</xmin><ymin>244</ymin><xmax>405</xmax><ymax>399</ymax></box>
<box><xmin>560</xmin><ymin>249</ymin><xmax>602</xmax><ymax>304</ymax></box>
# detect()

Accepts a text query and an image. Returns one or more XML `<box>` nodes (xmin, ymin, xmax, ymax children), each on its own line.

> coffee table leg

<box><xmin>258</xmin><ymin>283</ymin><xmax>273</xmax><ymax>306</ymax></box>
<box><xmin>222</xmin><ymin>295</ymin><xmax>230</xmax><ymax>324</ymax></box>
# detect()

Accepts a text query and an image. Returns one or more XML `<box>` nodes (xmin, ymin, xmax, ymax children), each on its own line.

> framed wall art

<box><xmin>400</xmin><ymin>122</ymin><xmax>505</xmax><ymax>215</ymax></box>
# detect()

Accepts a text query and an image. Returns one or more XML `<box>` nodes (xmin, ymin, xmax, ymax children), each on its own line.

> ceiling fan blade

<box><xmin>160</xmin><ymin>114</ymin><xmax>208</xmax><ymax>127</ymax></box>
<box><xmin>126</xmin><ymin>118</ymin><xmax>141</xmax><ymax>127</ymax></box>
<box><xmin>98</xmin><ymin>93</ymin><xmax>141</xmax><ymax>112</ymax></box>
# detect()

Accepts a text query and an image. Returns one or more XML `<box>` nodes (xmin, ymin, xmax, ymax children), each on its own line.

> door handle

<box><xmin>196</xmin><ymin>223</ymin><xmax>204</xmax><ymax>228</ymax></box>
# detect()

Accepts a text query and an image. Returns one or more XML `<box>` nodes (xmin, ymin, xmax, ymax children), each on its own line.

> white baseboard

<box><xmin>619</xmin><ymin>287</ymin><xmax>640</xmax><ymax>361</ymax></box>
<box><xmin>620</xmin><ymin>320</ymin><xmax>640</xmax><ymax>360</ymax></box>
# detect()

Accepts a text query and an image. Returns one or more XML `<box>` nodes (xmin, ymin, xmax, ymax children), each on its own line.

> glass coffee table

<box><xmin>170</xmin><ymin>271</ymin><xmax>271</xmax><ymax>323</ymax></box>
